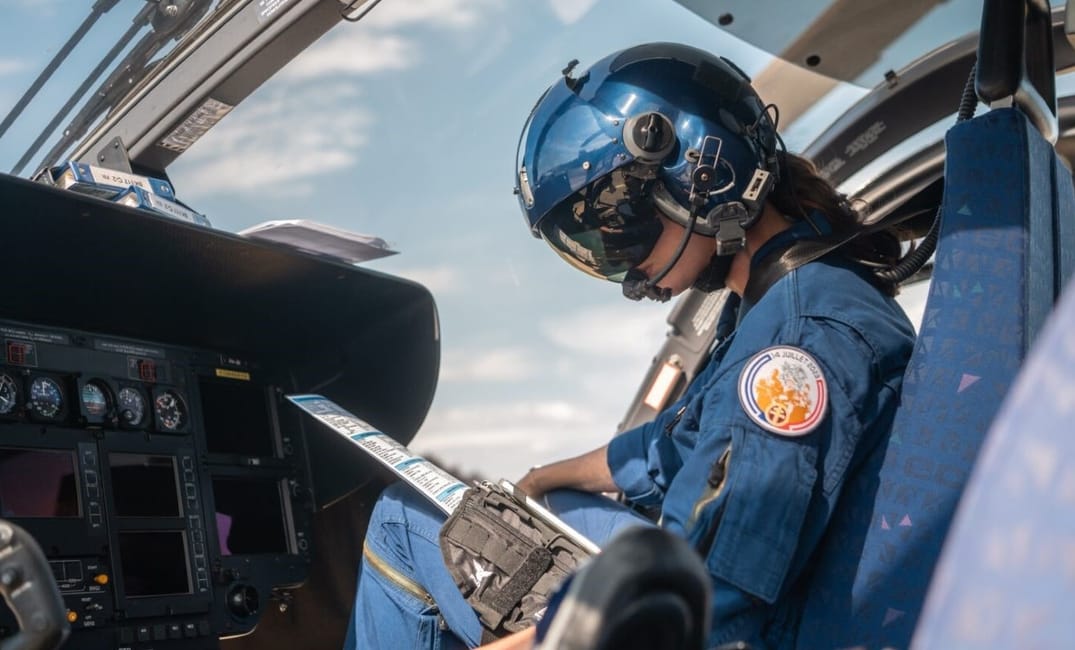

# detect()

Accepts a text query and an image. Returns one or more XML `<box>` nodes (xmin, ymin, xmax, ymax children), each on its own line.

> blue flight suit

<box><xmin>347</xmin><ymin>251</ymin><xmax>913</xmax><ymax>650</ymax></box>
<box><xmin>607</xmin><ymin>254</ymin><xmax>915</xmax><ymax>648</ymax></box>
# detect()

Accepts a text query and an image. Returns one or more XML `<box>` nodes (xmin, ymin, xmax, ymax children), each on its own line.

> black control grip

<box><xmin>0</xmin><ymin>520</ymin><xmax>69</xmax><ymax>650</ymax></box>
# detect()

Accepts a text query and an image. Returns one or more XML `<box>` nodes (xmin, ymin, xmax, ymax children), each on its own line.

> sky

<box><xmin>0</xmin><ymin>0</ymin><xmax>931</xmax><ymax>482</ymax></box>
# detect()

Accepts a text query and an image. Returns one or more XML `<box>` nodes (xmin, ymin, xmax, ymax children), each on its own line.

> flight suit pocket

<box><xmin>704</xmin><ymin>426</ymin><xmax>818</xmax><ymax>604</ymax></box>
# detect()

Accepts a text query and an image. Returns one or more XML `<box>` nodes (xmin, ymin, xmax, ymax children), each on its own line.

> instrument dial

<box><xmin>0</xmin><ymin>373</ymin><xmax>19</xmax><ymax>415</ymax></box>
<box><xmin>117</xmin><ymin>387</ymin><xmax>146</xmax><ymax>427</ymax></box>
<box><xmin>29</xmin><ymin>376</ymin><xmax>64</xmax><ymax>419</ymax></box>
<box><xmin>154</xmin><ymin>390</ymin><xmax>187</xmax><ymax>432</ymax></box>
<box><xmin>81</xmin><ymin>381</ymin><xmax>109</xmax><ymax>418</ymax></box>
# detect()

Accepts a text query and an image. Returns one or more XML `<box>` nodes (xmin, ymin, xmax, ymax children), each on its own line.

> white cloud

<box><xmin>411</xmin><ymin>397</ymin><xmax>610</xmax><ymax>480</ymax></box>
<box><xmin>359</xmin><ymin>0</ymin><xmax>505</xmax><ymax>30</ymax></box>
<box><xmin>460</xmin><ymin>21</ymin><xmax>512</xmax><ymax>78</ymax></box>
<box><xmin>432</xmin><ymin>400</ymin><xmax>586</xmax><ymax>428</ymax></box>
<box><xmin>278</xmin><ymin>0</ymin><xmax>507</xmax><ymax>83</ymax></box>
<box><xmin>541</xmin><ymin>303</ymin><xmax>669</xmax><ymax>358</ymax></box>
<box><xmin>173</xmin><ymin>0</ymin><xmax>507</xmax><ymax>197</ymax></box>
<box><xmin>0</xmin><ymin>0</ymin><xmax>58</xmax><ymax>11</ymax></box>
<box><xmin>440</xmin><ymin>347</ymin><xmax>538</xmax><ymax>382</ymax></box>
<box><xmin>546</xmin><ymin>0</ymin><xmax>599</xmax><ymax>25</ymax></box>
<box><xmin>0</xmin><ymin>59</ymin><xmax>23</xmax><ymax>76</ymax></box>
<box><xmin>414</xmin><ymin>302</ymin><xmax>676</xmax><ymax>479</ymax></box>
<box><xmin>279</xmin><ymin>31</ymin><xmax>417</xmax><ymax>82</ymax></box>
<box><xmin>174</xmin><ymin>84</ymin><xmax>371</xmax><ymax>197</ymax></box>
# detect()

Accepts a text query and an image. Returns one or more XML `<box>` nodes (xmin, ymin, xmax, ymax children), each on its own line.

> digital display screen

<box><xmin>5</xmin><ymin>340</ymin><xmax>36</xmax><ymax>367</ymax></box>
<box><xmin>109</xmin><ymin>453</ymin><xmax>180</xmax><ymax>517</ymax></box>
<box><xmin>200</xmin><ymin>381</ymin><xmax>275</xmax><ymax>457</ymax></box>
<box><xmin>0</xmin><ymin>448</ymin><xmax>79</xmax><ymax>518</ymax></box>
<box><xmin>119</xmin><ymin>531</ymin><xmax>191</xmax><ymax>597</ymax></box>
<box><xmin>212</xmin><ymin>477</ymin><xmax>288</xmax><ymax>556</ymax></box>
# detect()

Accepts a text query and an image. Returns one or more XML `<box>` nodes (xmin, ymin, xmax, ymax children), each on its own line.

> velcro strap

<box><xmin>487</xmin><ymin>546</ymin><xmax>552</xmax><ymax>618</ymax></box>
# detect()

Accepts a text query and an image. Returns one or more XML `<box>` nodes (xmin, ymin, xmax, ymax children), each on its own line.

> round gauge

<box><xmin>29</xmin><ymin>376</ymin><xmax>64</xmax><ymax>419</ymax></box>
<box><xmin>154</xmin><ymin>390</ymin><xmax>187</xmax><ymax>431</ymax></box>
<box><xmin>117</xmin><ymin>387</ymin><xmax>146</xmax><ymax>427</ymax></box>
<box><xmin>0</xmin><ymin>373</ymin><xmax>19</xmax><ymax>415</ymax></box>
<box><xmin>81</xmin><ymin>381</ymin><xmax>109</xmax><ymax>418</ymax></box>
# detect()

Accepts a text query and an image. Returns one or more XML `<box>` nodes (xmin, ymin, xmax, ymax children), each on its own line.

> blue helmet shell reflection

<box><xmin>515</xmin><ymin>42</ymin><xmax>779</xmax><ymax>282</ymax></box>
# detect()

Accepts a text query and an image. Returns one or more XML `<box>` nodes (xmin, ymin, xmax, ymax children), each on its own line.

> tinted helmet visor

<box><xmin>537</xmin><ymin>172</ymin><xmax>662</xmax><ymax>282</ymax></box>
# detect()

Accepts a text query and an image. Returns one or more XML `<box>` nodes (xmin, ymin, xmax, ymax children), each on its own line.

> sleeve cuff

<box><xmin>607</xmin><ymin>427</ymin><xmax>664</xmax><ymax>505</ymax></box>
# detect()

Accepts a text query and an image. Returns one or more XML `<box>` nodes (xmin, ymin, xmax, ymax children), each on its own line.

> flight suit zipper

<box><xmin>363</xmin><ymin>541</ymin><xmax>436</xmax><ymax>606</ymax></box>
<box><xmin>690</xmin><ymin>446</ymin><xmax>732</xmax><ymax>553</ymax></box>
<box><xmin>664</xmin><ymin>405</ymin><xmax>688</xmax><ymax>436</ymax></box>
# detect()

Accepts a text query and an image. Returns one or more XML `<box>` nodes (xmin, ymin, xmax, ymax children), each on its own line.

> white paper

<box><xmin>238</xmin><ymin>219</ymin><xmax>397</xmax><ymax>264</ymax></box>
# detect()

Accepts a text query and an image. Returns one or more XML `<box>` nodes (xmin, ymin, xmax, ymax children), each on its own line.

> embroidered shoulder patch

<box><xmin>738</xmin><ymin>346</ymin><xmax>828</xmax><ymax>436</ymax></box>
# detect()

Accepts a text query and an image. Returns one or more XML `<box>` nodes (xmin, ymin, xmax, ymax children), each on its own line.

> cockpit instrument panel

<box><xmin>0</xmin><ymin>318</ymin><xmax>315</xmax><ymax>649</ymax></box>
<box><xmin>118</xmin><ymin>386</ymin><xmax>148</xmax><ymax>428</ymax></box>
<box><xmin>0</xmin><ymin>371</ymin><xmax>20</xmax><ymax>415</ymax></box>
<box><xmin>0</xmin><ymin>171</ymin><xmax>440</xmax><ymax>648</ymax></box>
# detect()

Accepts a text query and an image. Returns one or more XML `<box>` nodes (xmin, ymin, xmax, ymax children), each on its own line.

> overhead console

<box><xmin>0</xmin><ymin>174</ymin><xmax>440</xmax><ymax>649</ymax></box>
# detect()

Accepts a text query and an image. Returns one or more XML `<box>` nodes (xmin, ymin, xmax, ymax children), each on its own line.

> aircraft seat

<box><xmin>795</xmin><ymin>106</ymin><xmax>1075</xmax><ymax>649</ymax></box>
<box><xmin>909</xmin><ymin>224</ymin><xmax>1075</xmax><ymax>648</ymax></box>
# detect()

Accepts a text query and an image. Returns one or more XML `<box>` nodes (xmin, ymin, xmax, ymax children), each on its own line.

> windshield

<box><xmin>0</xmin><ymin>0</ymin><xmax>972</xmax><ymax>480</ymax></box>
<box><xmin>0</xmin><ymin>0</ymin><xmax>227</xmax><ymax>177</ymax></box>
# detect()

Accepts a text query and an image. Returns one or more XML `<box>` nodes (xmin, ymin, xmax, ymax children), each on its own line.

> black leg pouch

<box><xmin>438</xmin><ymin>482</ymin><xmax>594</xmax><ymax>643</ymax></box>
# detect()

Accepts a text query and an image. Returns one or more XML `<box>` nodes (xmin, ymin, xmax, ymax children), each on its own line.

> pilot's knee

<box><xmin>366</xmin><ymin>482</ymin><xmax>447</xmax><ymax>555</ymax></box>
<box><xmin>368</xmin><ymin>481</ymin><xmax>423</xmax><ymax>529</ymax></box>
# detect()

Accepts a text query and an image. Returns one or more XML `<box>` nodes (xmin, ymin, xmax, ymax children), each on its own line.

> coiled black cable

<box><xmin>875</xmin><ymin>62</ymin><xmax>979</xmax><ymax>285</ymax></box>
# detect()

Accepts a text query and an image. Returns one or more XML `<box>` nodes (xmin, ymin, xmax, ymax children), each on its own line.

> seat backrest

<box><xmin>910</xmin><ymin>240</ymin><xmax>1075</xmax><ymax>649</ymax></box>
<box><xmin>796</xmin><ymin>107</ymin><xmax>1075</xmax><ymax>649</ymax></box>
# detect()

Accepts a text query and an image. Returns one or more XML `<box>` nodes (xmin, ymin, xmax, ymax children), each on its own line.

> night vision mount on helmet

<box><xmin>514</xmin><ymin>42</ymin><xmax>781</xmax><ymax>300</ymax></box>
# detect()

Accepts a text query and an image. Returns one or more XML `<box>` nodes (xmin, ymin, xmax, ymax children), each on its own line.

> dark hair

<box><xmin>768</xmin><ymin>152</ymin><xmax>903</xmax><ymax>295</ymax></box>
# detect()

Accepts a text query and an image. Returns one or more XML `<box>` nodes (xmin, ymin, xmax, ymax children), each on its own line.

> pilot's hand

<box><xmin>515</xmin><ymin>445</ymin><xmax>617</xmax><ymax>499</ymax></box>
<box><xmin>515</xmin><ymin>468</ymin><xmax>546</xmax><ymax>499</ymax></box>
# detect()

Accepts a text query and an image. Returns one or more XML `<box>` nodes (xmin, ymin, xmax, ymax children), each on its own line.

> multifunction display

<box><xmin>0</xmin><ymin>319</ymin><xmax>313</xmax><ymax>649</ymax></box>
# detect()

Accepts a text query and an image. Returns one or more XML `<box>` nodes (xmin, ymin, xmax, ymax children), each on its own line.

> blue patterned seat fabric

<box><xmin>910</xmin><ymin>232</ymin><xmax>1075</xmax><ymax>648</ymax></box>
<box><xmin>795</xmin><ymin>107</ymin><xmax>1075</xmax><ymax>649</ymax></box>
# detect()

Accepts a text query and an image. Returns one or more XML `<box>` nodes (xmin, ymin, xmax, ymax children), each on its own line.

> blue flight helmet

<box><xmin>515</xmin><ymin>42</ymin><xmax>780</xmax><ymax>301</ymax></box>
